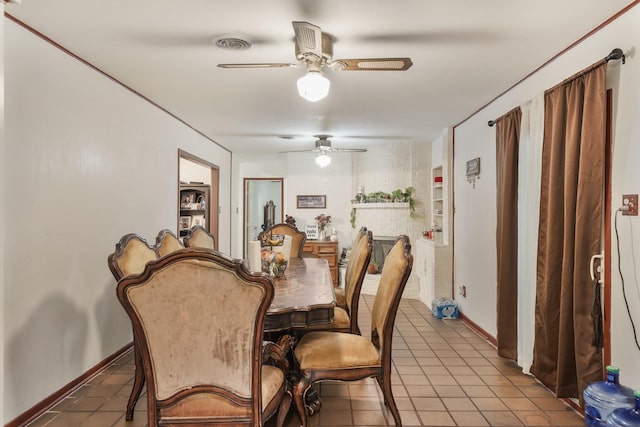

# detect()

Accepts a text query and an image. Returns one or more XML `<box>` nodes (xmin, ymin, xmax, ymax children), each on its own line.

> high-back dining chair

<box><xmin>183</xmin><ymin>224</ymin><xmax>216</xmax><ymax>250</ymax></box>
<box><xmin>291</xmin><ymin>235</ymin><xmax>413</xmax><ymax>427</ymax></box>
<box><xmin>258</xmin><ymin>223</ymin><xmax>306</xmax><ymax>258</ymax></box>
<box><xmin>107</xmin><ymin>233</ymin><xmax>159</xmax><ymax>420</ymax></box>
<box><xmin>155</xmin><ymin>229</ymin><xmax>184</xmax><ymax>257</ymax></box>
<box><xmin>334</xmin><ymin>226</ymin><xmax>368</xmax><ymax>308</ymax></box>
<box><xmin>296</xmin><ymin>228</ymin><xmax>372</xmax><ymax>335</ymax></box>
<box><xmin>116</xmin><ymin>248</ymin><xmax>292</xmax><ymax>427</ymax></box>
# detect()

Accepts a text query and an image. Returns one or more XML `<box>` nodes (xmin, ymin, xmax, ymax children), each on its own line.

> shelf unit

<box><xmin>431</xmin><ymin>166</ymin><xmax>444</xmax><ymax>243</ymax></box>
<box><xmin>179</xmin><ymin>184</ymin><xmax>210</xmax><ymax>238</ymax></box>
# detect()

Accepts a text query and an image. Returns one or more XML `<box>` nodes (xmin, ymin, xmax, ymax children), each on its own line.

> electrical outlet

<box><xmin>459</xmin><ymin>285</ymin><xmax>467</xmax><ymax>298</ymax></box>
<box><xmin>622</xmin><ymin>194</ymin><xmax>638</xmax><ymax>216</ymax></box>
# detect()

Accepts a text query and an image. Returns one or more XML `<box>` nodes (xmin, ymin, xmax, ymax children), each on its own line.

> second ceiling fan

<box><xmin>218</xmin><ymin>21</ymin><xmax>413</xmax><ymax>101</ymax></box>
<box><xmin>280</xmin><ymin>135</ymin><xmax>367</xmax><ymax>168</ymax></box>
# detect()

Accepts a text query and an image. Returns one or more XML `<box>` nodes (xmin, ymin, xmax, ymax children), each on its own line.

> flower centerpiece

<box><xmin>315</xmin><ymin>214</ymin><xmax>332</xmax><ymax>240</ymax></box>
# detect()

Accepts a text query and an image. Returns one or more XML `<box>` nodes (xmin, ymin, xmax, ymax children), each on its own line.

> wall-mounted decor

<box><xmin>466</xmin><ymin>157</ymin><xmax>481</xmax><ymax>188</ymax></box>
<box><xmin>296</xmin><ymin>194</ymin><xmax>326</xmax><ymax>209</ymax></box>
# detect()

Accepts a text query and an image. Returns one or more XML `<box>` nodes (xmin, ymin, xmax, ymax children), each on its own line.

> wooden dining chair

<box><xmin>296</xmin><ymin>228</ymin><xmax>372</xmax><ymax>335</ymax></box>
<box><xmin>107</xmin><ymin>233</ymin><xmax>159</xmax><ymax>420</ymax></box>
<box><xmin>258</xmin><ymin>223</ymin><xmax>306</xmax><ymax>258</ymax></box>
<box><xmin>183</xmin><ymin>224</ymin><xmax>216</xmax><ymax>250</ymax></box>
<box><xmin>291</xmin><ymin>235</ymin><xmax>413</xmax><ymax>427</ymax></box>
<box><xmin>154</xmin><ymin>229</ymin><xmax>184</xmax><ymax>257</ymax></box>
<box><xmin>334</xmin><ymin>226</ymin><xmax>368</xmax><ymax>308</ymax></box>
<box><xmin>116</xmin><ymin>248</ymin><xmax>292</xmax><ymax>427</ymax></box>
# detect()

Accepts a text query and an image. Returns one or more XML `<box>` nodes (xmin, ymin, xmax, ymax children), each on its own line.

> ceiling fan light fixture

<box><xmin>297</xmin><ymin>71</ymin><xmax>330</xmax><ymax>102</ymax></box>
<box><xmin>315</xmin><ymin>153</ymin><xmax>332</xmax><ymax>168</ymax></box>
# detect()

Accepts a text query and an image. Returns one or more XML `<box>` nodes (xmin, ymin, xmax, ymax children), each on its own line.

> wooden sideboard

<box><xmin>302</xmin><ymin>240</ymin><xmax>339</xmax><ymax>287</ymax></box>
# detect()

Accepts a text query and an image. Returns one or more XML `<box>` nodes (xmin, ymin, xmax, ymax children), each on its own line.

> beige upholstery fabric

<box><xmin>344</xmin><ymin>232</ymin><xmax>370</xmax><ymax>314</ymax></box>
<box><xmin>155</xmin><ymin>230</ymin><xmax>184</xmax><ymax>257</ymax></box>
<box><xmin>115</xmin><ymin>238</ymin><xmax>158</xmax><ymax>278</ymax></box>
<box><xmin>336</xmin><ymin>227</ymin><xmax>368</xmax><ymax>309</ymax></box>
<box><xmin>184</xmin><ymin>226</ymin><xmax>215</xmax><ymax>250</ymax></box>
<box><xmin>295</xmin><ymin>331</ymin><xmax>381</xmax><ymax>370</ymax></box>
<box><xmin>371</xmin><ymin>239</ymin><xmax>406</xmax><ymax>350</ymax></box>
<box><xmin>334</xmin><ymin>288</ymin><xmax>347</xmax><ymax>307</ymax></box>
<box><xmin>157</xmin><ymin>366</ymin><xmax>284</xmax><ymax>417</ymax></box>
<box><xmin>126</xmin><ymin>260</ymin><xmax>265</xmax><ymax>400</ymax></box>
<box><xmin>261</xmin><ymin>365</ymin><xmax>285</xmax><ymax>411</ymax></box>
<box><xmin>301</xmin><ymin>306</ymin><xmax>350</xmax><ymax>331</ymax></box>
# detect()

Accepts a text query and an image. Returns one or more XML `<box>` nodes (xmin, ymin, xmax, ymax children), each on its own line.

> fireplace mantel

<box><xmin>351</xmin><ymin>202</ymin><xmax>409</xmax><ymax>209</ymax></box>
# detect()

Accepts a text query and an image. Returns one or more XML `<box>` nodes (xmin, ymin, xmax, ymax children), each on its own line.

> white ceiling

<box><xmin>6</xmin><ymin>0</ymin><xmax>635</xmax><ymax>154</ymax></box>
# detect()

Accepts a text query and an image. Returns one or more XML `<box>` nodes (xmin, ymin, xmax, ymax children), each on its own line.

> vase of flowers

<box><xmin>315</xmin><ymin>214</ymin><xmax>332</xmax><ymax>241</ymax></box>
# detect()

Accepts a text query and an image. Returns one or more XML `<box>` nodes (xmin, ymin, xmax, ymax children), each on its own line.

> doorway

<box><xmin>243</xmin><ymin>178</ymin><xmax>283</xmax><ymax>258</ymax></box>
<box><xmin>178</xmin><ymin>149</ymin><xmax>219</xmax><ymax>248</ymax></box>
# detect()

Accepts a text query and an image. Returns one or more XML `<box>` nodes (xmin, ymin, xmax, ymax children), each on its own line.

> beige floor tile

<box><xmin>418</xmin><ymin>410</ymin><xmax>456</xmax><ymax>426</ymax></box>
<box><xmin>450</xmin><ymin>411</ymin><xmax>490</xmax><ymax>426</ymax></box>
<box><xmin>441</xmin><ymin>397</ymin><xmax>477</xmax><ymax>411</ymax></box>
<box><xmin>352</xmin><ymin>410</ymin><xmax>387</xmax><ymax>425</ymax></box>
<box><xmin>482</xmin><ymin>410</ymin><xmax>524</xmax><ymax>426</ymax></box>
<box><xmin>24</xmin><ymin>299</ymin><xmax>585</xmax><ymax>427</ymax></box>
<box><xmin>412</xmin><ymin>397</ymin><xmax>446</xmax><ymax>411</ymax></box>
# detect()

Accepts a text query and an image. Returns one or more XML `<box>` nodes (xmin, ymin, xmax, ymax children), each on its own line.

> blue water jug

<box><xmin>584</xmin><ymin>366</ymin><xmax>635</xmax><ymax>427</ymax></box>
<box><xmin>606</xmin><ymin>390</ymin><xmax>640</xmax><ymax>427</ymax></box>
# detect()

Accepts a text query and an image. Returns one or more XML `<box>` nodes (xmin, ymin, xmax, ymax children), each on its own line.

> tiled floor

<box><xmin>25</xmin><ymin>295</ymin><xmax>584</xmax><ymax>426</ymax></box>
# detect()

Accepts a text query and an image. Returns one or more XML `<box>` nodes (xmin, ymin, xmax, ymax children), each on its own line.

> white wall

<box><xmin>3</xmin><ymin>20</ymin><xmax>232</xmax><ymax>421</ymax></box>
<box><xmin>453</xmin><ymin>5</ymin><xmax>640</xmax><ymax>389</ymax></box>
<box><xmin>285</xmin><ymin>152</ymin><xmax>353</xmax><ymax>249</ymax></box>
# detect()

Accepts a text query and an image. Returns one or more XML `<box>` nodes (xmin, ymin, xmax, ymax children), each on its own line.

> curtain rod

<box><xmin>487</xmin><ymin>47</ymin><xmax>625</xmax><ymax>127</ymax></box>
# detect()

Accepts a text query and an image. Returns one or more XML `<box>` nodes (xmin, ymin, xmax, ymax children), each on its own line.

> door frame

<box><xmin>178</xmin><ymin>149</ymin><xmax>219</xmax><ymax>249</ymax></box>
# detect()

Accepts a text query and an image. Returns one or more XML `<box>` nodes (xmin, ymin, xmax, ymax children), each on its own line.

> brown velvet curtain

<box><xmin>495</xmin><ymin>107</ymin><xmax>522</xmax><ymax>360</ymax></box>
<box><xmin>530</xmin><ymin>61</ymin><xmax>606</xmax><ymax>398</ymax></box>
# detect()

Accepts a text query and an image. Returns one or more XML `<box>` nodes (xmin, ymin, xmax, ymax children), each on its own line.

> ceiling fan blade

<box><xmin>329</xmin><ymin>148</ymin><xmax>368</xmax><ymax>152</ymax></box>
<box><xmin>279</xmin><ymin>149</ymin><xmax>320</xmax><ymax>153</ymax></box>
<box><xmin>329</xmin><ymin>58</ymin><xmax>413</xmax><ymax>71</ymax></box>
<box><xmin>292</xmin><ymin>21</ymin><xmax>323</xmax><ymax>61</ymax></box>
<box><xmin>217</xmin><ymin>62</ymin><xmax>298</xmax><ymax>69</ymax></box>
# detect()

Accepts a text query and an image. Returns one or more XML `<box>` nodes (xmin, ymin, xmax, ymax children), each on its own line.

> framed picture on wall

<box><xmin>296</xmin><ymin>195</ymin><xmax>326</xmax><ymax>209</ymax></box>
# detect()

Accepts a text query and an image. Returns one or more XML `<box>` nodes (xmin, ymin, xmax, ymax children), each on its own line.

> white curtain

<box><xmin>517</xmin><ymin>93</ymin><xmax>544</xmax><ymax>374</ymax></box>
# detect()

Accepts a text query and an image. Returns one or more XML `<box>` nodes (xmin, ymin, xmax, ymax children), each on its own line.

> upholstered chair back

<box><xmin>370</xmin><ymin>236</ymin><xmax>413</xmax><ymax>351</ymax></box>
<box><xmin>154</xmin><ymin>229</ymin><xmax>184</xmax><ymax>257</ymax></box>
<box><xmin>344</xmin><ymin>227</ymin><xmax>368</xmax><ymax>292</ymax></box>
<box><xmin>116</xmin><ymin>249</ymin><xmax>275</xmax><ymax>425</ymax></box>
<box><xmin>183</xmin><ymin>225</ymin><xmax>216</xmax><ymax>250</ymax></box>
<box><xmin>107</xmin><ymin>234</ymin><xmax>158</xmax><ymax>280</ymax></box>
<box><xmin>258</xmin><ymin>223</ymin><xmax>306</xmax><ymax>258</ymax></box>
<box><xmin>345</xmin><ymin>230</ymin><xmax>373</xmax><ymax>315</ymax></box>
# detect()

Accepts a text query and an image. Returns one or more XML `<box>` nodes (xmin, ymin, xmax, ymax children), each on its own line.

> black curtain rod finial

<box><xmin>488</xmin><ymin>120</ymin><xmax>496</xmax><ymax>127</ymax></box>
<box><xmin>606</xmin><ymin>48</ymin><xmax>625</xmax><ymax>64</ymax></box>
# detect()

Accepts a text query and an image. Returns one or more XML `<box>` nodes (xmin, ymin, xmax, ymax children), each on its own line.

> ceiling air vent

<box><xmin>214</xmin><ymin>37</ymin><xmax>254</xmax><ymax>50</ymax></box>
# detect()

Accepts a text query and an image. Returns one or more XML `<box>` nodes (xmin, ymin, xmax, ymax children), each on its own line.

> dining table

<box><xmin>264</xmin><ymin>257</ymin><xmax>336</xmax><ymax>332</ymax></box>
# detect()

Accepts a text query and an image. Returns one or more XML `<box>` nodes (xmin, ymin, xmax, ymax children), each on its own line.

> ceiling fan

<box><xmin>218</xmin><ymin>21</ymin><xmax>413</xmax><ymax>101</ymax></box>
<box><xmin>280</xmin><ymin>135</ymin><xmax>367</xmax><ymax>167</ymax></box>
<box><xmin>280</xmin><ymin>135</ymin><xmax>368</xmax><ymax>154</ymax></box>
